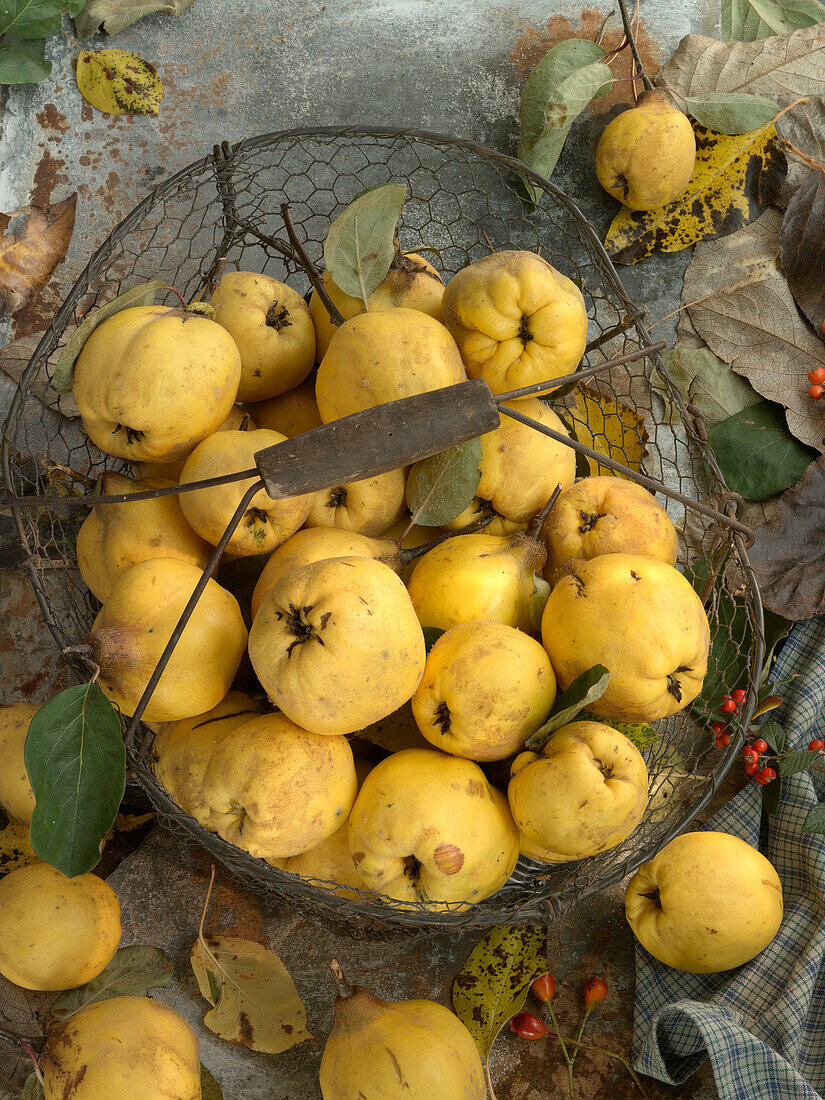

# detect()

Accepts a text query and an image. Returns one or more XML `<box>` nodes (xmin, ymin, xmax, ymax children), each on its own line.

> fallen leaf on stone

<box><xmin>748</xmin><ymin>453</ymin><xmax>825</xmax><ymax>617</ymax></box>
<box><xmin>682</xmin><ymin>207</ymin><xmax>825</xmax><ymax>450</ymax></box>
<box><xmin>780</xmin><ymin>168</ymin><xmax>825</xmax><ymax>329</ymax></box>
<box><xmin>0</xmin><ymin>37</ymin><xmax>51</xmax><ymax>83</ymax></box>
<box><xmin>776</xmin><ymin>97</ymin><xmax>825</xmax><ymax>206</ymax></box>
<box><xmin>75</xmin><ymin>0</ymin><xmax>196</xmax><ymax>39</ymax></box>
<box><xmin>605</xmin><ymin>122</ymin><xmax>786</xmax><ymax>264</ymax></box>
<box><xmin>657</xmin><ymin>22</ymin><xmax>825</xmax><ymax>104</ymax></box>
<box><xmin>0</xmin><ymin>196</ymin><xmax>76</xmax><ymax>314</ymax></box>
<box><xmin>720</xmin><ymin>0</ymin><xmax>825</xmax><ymax>43</ymax></box>
<box><xmin>707</xmin><ymin>399</ymin><xmax>816</xmax><ymax>499</ymax></box>
<box><xmin>657</xmin><ymin>345</ymin><xmax>761</xmax><ymax>429</ymax></box>
<box><xmin>568</xmin><ymin>384</ymin><xmax>648</xmax><ymax>476</ymax></box>
<box><xmin>200</xmin><ymin>1064</ymin><xmax>224</xmax><ymax>1100</ymax></box>
<box><xmin>52</xmin><ymin>945</ymin><xmax>174</xmax><ymax>1018</ymax></box>
<box><xmin>75</xmin><ymin>48</ymin><xmax>162</xmax><ymax>114</ymax></box>
<box><xmin>682</xmin><ymin>91</ymin><xmax>781</xmax><ymax>134</ymax></box>
<box><xmin>21</xmin><ymin>1075</ymin><xmax>44</xmax><ymax>1099</ymax></box>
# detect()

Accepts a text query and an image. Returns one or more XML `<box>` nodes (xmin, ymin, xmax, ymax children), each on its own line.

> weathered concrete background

<box><xmin>0</xmin><ymin>1</ymin><xmax>730</xmax><ymax>1097</ymax></box>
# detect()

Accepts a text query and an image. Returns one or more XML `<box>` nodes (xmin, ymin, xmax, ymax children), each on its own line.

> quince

<box><xmin>211</xmin><ymin>271</ymin><xmax>316</xmax><ymax>401</ymax></box>
<box><xmin>88</xmin><ymin>557</ymin><xmax>247</xmax><ymax>723</ymax></box>
<box><xmin>137</xmin><ymin>404</ymin><xmax>252</xmax><ymax>481</ymax></box>
<box><xmin>0</xmin><ymin>863</ymin><xmax>120</xmax><ymax>991</ymax></box>
<box><xmin>201</xmin><ymin>712</ymin><xmax>357</xmax><ymax>858</ymax></box>
<box><xmin>315</xmin><ymin>307</ymin><xmax>465</xmax><ymax>422</ymax></box>
<box><xmin>309</xmin><ymin>251</ymin><xmax>445</xmax><ymax>360</ymax></box>
<box><xmin>541</xmin><ymin>476</ymin><xmax>678</xmax><ymax>582</ymax></box>
<box><xmin>179</xmin><ymin>428</ymin><xmax>312</xmax><ymax>557</ymax></box>
<box><xmin>40</xmin><ymin>996</ymin><xmax>201</xmax><ymax>1100</ymax></box>
<box><xmin>305</xmin><ymin>467</ymin><xmax>407</xmax><ymax>537</ymax></box>
<box><xmin>249</xmin><ymin>556</ymin><xmax>425</xmax><ymax>735</ymax></box>
<box><xmin>0</xmin><ymin>702</ymin><xmax>38</xmax><ymax>824</ymax></box>
<box><xmin>441</xmin><ymin>250</ymin><xmax>588</xmax><ymax>394</ymax></box>
<box><xmin>412</xmin><ymin>621</ymin><xmax>556</xmax><ymax>761</ymax></box>
<box><xmin>541</xmin><ymin>554</ymin><xmax>710</xmax><ymax>722</ymax></box>
<box><xmin>348</xmin><ymin>748</ymin><xmax>519</xmax><ymax>909</ymax></box>
<box><xmin>72</xmin><ymin>304</ymin><xmax>241</xmax><ymax>462</ymax></box>
<box><xmin>248</xmin><ymin>381</ymin><xmax>321</xmax><ymax>437</ymax></box>
<box><xmin>508</xmin><ymin>721</ymin><xmax>648</xmax><ymax>860</ymax></box>
<box><xmin>596</xmin><ymin>89</ymin><xmax>696</xmax><ymax>210</ymax></box>
<box><xmin>77</xmin><ymin>472</ymin><xmax>211</xmax><ymax>603</ymax></box>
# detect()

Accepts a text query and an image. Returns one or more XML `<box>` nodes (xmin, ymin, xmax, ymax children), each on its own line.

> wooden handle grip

<box><xmin>254</xmin><ymin>379</ymin><xmax>500</xmax><ymax>499</ymax></box>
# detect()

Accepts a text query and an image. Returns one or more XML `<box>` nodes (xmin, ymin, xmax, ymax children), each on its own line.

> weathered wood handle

<box><xmin>254</xmin><ymin>379</ymin><xmax>500</xmax><ymax>499</ymax></box>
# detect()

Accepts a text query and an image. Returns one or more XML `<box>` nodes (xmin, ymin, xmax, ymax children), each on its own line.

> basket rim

<box><xmin>0</xmin><ymin>124</ymin><xmax>766</xmax><ymax>933</ymax></box>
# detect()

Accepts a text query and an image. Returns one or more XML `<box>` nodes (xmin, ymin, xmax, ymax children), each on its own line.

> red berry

<box><xmin>584</xmin><ymin>977</ymin><xmax>609</xmax><ymax>1013</ymax></box>
<box><xmin>721</xmin><ymin>698</ymin><xmax>737</xmax><ymax>714</ymax></box>
<box><xmin>752</xmin><ymin>739</ymin><xmax>768</xmax><ymax>754</ymax></box>
<box><xmin>731</xmin><ymin>689</ymin><xmax>747</xmax><ymax>704</ymax></box>
<box><xmin>530</xmin><ymin>973</ymin><xmax>555</xmax><ymax>1003</ymax></box>
<box><xmin>809</xmin><ymin>367</ymin><xmax>825</xmax><ymax>385</ymax></box>
<box><xmin>715</xmin><ymin>733</ymin><xmax>731</xmax><ymax>748</ymax></box>
<box><xmin>809</xmin><ymin>384</ymin><xmax>824</xmax><ymax>400</ymax></box>
<box><xmin>743</xmin><ymin>749</ymin><xmax>759</xmax><ymax>765</ymax></box>
<box><xmin>745</xmin><ymin>761</ymin><xmax>759</xmax><ymax>775</ymax></box>
<box><xmin>809</xmin><ymin>740</ymin><xmax>824</xmax><ymax>751</ymax></box>
<box><xmin>712</xmin><ymin>721</ymin><xmax>726</xmax><ymax>735</ymax></box>
<box><xmin>754</xmin><ymin>766</ymin><xmax>777</xmax><ymax>785</ymax></box>
<box><xmin>510</xmin><ymin>1012</ymin><xmax>547</xmax><ymax>1039</ymax></box>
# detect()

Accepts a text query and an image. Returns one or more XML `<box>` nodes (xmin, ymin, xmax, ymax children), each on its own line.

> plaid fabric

<box><xmin>632</xmin><ymin>615</ymin><xmax>825</xmax><ymax>1100</ymax></box>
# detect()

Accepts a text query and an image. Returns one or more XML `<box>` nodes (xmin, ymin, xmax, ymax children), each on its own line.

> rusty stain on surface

<box><xmin>35</xmin><ymin>103</ymin><xmax>69</xmax><ymax>135</ymax></box>
<box><xmin>511</xmin><ymin>9</ymin><xmax>663</xmax><ymax>115</ymax></box>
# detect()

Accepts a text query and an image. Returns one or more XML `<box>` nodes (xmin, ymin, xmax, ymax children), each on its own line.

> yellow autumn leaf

<box><xmin>76</xmin><ymin>48</ymin><xmax>163</xmax><ymax>116</ymax></box>
<box><xmin>190</xmin><ymin>934</ymin><xmax>311</xmax><ymax>1054</ymax></box>
<box><xmin>569</xmin><ymin>384</ymin><xmax>648</xmax><ymax>477</ymax></box>
<box><xmin>0</xmin><ymin>814</ymin><xmax>38</xmax><ymax>877</ymax></box>
<box><xmin>604</xmin><ymin>121</ymin><xmax>785</xmax><ymax>264</ymax></box>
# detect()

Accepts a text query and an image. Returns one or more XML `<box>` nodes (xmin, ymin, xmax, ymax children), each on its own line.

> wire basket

<box><xmin>1</xmin><ymin>126</ymin><xmax>764</xmax><ymax>936</ymax></box>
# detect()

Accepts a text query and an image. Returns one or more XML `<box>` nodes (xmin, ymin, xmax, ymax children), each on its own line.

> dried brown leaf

<box><xmin>682</xmin><ymin>208</ymin><xmax>825</xmax><ymax>450</ymax></box>
<box><xmin>776</xmin><ymin>96</ymin><xmax>825</xmax><ymax>206</ymax></box>
<box><xmin>0</xmin><ymin>331</ymin><xmax>80</xmax><ymax>420</ymax></box>
<box><xmin>780</xmin><ymin>168</ymin><xmax>825</xmax><ymax>329</ymax></box>
<box><xmin>0</xmin><ymin>196</ymin><xmax>76</xmax><ymax>314</ymax></box>
<box><xmin>748</xmin><ymin>453</ymin><xmax>825</xmax><ymax>617</ymax></box>
<box><xmin>657</xmin><ymin>23</ymin><xmax>825</xmax><ymax>104</ymax></box>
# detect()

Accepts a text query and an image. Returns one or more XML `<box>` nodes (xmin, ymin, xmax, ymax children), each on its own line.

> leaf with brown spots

<box><xmin>0</xmin><ymin>195</ymin><xmax>76</xmax><ymax>314</ymax></box>
<box><xmin>75</xmin><ymin>48</ymin><xmax>163</xmax><ymax>115</ymax></box>
<box><xmin>604</xmin><ymin>121</ymin><xmax>786</xmax><ymax>264</ymax></box>
<box><xmin>568</xmin><ymin>384</ymin><xmax>648</xmax><ymax>476</ymax></box>
<box><xmin>452</xmin><ymin>925</ymin><xmax>546</xmax><ymax>1065</ymax></box>
<box><xmin>682</xmin><ymin>207</ymin><xmax>825</xmax><ymax>450</ymax></box>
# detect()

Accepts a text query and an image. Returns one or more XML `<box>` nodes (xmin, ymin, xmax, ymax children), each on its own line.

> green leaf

<box><xmin>406</xmin><ymin>437</ymin><xmax>482</xmax><ymax>527</ymax></box>
<box><xmin>657</xmin><ymin>347</ymin><xmax>760</xmax><ymax>432</ymax></box>
<box><xmin>682</xmin><ymin>92</ymin><xmax>780</xmax><ymax>134</ymax></box>
<box><xmin>25</xmin><ymin>683</ymin><xmax>125</xmax><ymax>878</ymax></box>
<box><xmin>0</xmin><ymin>36</ymin><xmax>51</xmax><ymax>83</ymax></box>
<box><xmin>684</xmin><ymin>555</ymin><xmax>750</xmax><ymax>716</ymax></box>
<box><xmin>760</xmin><ymin>719</ymin><xmax>786</xmax><ymax>753</ymax></box>
<box><xmin>200</xmin><ymin>1064</ymin><xmax>224</xmax><ymax>1100</ymax></box>
<box><xmin>708</xmin><ymin>400</ymin><xmax>817</xmax><ymax>501</ymax></box>
<box><xmin>65</xmin><ymin>0</ymin><xmax>87</xmax><ymax>14</ymax></box>
<box><xmin>422</xmin><ymin>625</ymin><xmax>446</xmax><ymax>652</ymax></box>
<box><xmin>323</xmin><ymin>183</ymin><xmax>406</xmax><ymax>305</ymax></box>
<box><xmin>0</xmin><ymin>0</ymin><xmax>63</xmax><ymax>39</ymax></box>
<box><xmin>519</xmin><ymin>38</ymin><xmax>608</xmax><ymax>140</ymax></box>
<box><xmin>452</xmin><ymin>925</ymin><xmax>546</xmax><ymax>1061</ymax></box>
<box><xmin>521</xmin><ymin>62</ymin><xmax>613</xmax><ymax>189</ymax></box>
<box><xmin>763</xmin><ymin>773</ymin><xmax>783</xmax><ymax>814</ymax></box>
<box><xmin>721</xmin><ymin>0</ymin><xmax>825</xmax><ymax>41</ymax></box>
<box><xmin>74</xmin><ymin>0</ymin><xmax>196</xmax><ymax>39</ymax></box>
<box><xmin>525</xmin><ymin>665</ymin><xmax>610</xmax><ymax>751</ymax></box>
<box><xmin>578</xmin><ymin>709</ymin><xmax>659</xmax><ymax>750</ymax></box>
<box><xmin>777</xmin><ymin>749</ymin><xmax>820</xmax><ymax>776</ymax></box>
<box><xmin>803</xmin><ymin>801</ymin><xmax>825</xmax><ymax>833</ymax></box>
<box><xmin>51</xmin><ymin>945</ymin><xmax>174</xmax><ymax>1018</ymax></box>
<box><xmin>22</xmin><ymin>1075</ymin><xmax>45</xmax><ymax>1100</ymax></box>
<box><xmin>51</xmin><ymin>279</ymin><xmax>166</xmax><ymax>394</ymax></box>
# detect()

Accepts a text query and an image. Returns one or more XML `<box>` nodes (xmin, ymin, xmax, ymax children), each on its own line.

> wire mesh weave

<box><xmin>1</xmin><ymin>127</ymin><xmax>764</xmax><ymax>936</ymax></box>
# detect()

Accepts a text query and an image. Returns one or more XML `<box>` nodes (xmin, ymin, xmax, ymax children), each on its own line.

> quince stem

<box><xmin>544</xmin><ymin>1002</ymin><xmax>575</xmax><ymax>1098</ymax></box>
<box><xmin>551</xmin><ymin>1033</ymin><xmax>648</xmax><ymax>1098</ymax></box>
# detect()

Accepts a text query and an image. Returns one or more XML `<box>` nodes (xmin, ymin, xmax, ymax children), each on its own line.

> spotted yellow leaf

<box><xmin>569</xmin><ymin>384</ymin><xmax>648</xmax><ymax>477</ymax></box>
<box><xmin>604</xmin><ymin>121</ymin><xmax>786</xmax><ymax>264</ymax></box>
<box><xmin>75</xmin><ymin>48</ymin><xmax>162</xmax><ymax>115</ymax></box>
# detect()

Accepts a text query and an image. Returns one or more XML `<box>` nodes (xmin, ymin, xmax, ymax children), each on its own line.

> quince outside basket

<box><xmin>1</xmin><ymin>127</ymin><xmax>764</xmax><ymax>936</ymax></box>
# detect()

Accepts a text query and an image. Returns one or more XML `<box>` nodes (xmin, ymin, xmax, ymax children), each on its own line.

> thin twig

<box><xmin>778</xmin><ymin>138</ymin><xmax>825</xmax><ymax>173</ymax></box>
<box><xmin>554</xmin><ymin>1036</ymin><xmax>648</xmax><ymax>1097</ymax></box>
<box><xmin>484</xmin><ymin>1057</ymin><xmax>499</xmax><ymax>1100</ymax></box>
<box><xmin>280</xmin><ymin>203</ymin><xmax>345</xmax><ymax>326</ymax></box>
<box><xmin>616</xmin><ymin>0</ymin><xmax>653</xmax><ymax>91</ymax></box>
<box><xmin>529</xmin><ymin>484</ymin><xmax>562</xmax><ymax>541</ymax></box>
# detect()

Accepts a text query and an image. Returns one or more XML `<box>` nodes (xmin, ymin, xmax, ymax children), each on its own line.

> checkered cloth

<box><xmin>632</xmin><ymin>615</ymin><xmax>825</xmax><ymax>1100</ymax></box>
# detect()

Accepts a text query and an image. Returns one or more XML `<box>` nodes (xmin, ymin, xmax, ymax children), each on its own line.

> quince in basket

<box><xmin>72</xmin><ymin>304</ymin><xmax>241</xmax><ymax>462</ymax></box>
<box><xmin>136</xmin><ymin>403</ymin><xmax>252</xmax><ymax>481</ymax></box>
<box><xmin>348</xmin><ymin>748</ymin><xmax>519</xmax><ymax>910</ymax></box>
<box><xmin>304</xmin><ymin>465</ymin><xmax>407</xmax><ymax>537</ymax></box>
<box><xmin>249</xmin><ymin>556</ymin><xmax>425</xmax><ymax>736</ymax></box>
<box><xmin>542</xmin><ymin>553</ymin><xmax>710</xmax><ymax>722</ymax></box>
<box><xmin>310</xmin><ymin>250</ymin><xmax>444</xmax><ymax>360</ymax></box>
<box><xmin>248</xmin><ymin>380</ymin><xmax>321</xmax><ymax>437</ymax></box>
<box><xmin>0</xmin><ymin>702</ymin><xmax>39</xmax><ymax>825</ymax></box>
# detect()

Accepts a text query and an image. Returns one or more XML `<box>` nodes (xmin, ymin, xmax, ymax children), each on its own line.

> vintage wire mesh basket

<box><xmin>1</xmin><ymin>126</ymin><xmax>764</xmax><ymax>936</ymax></box>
